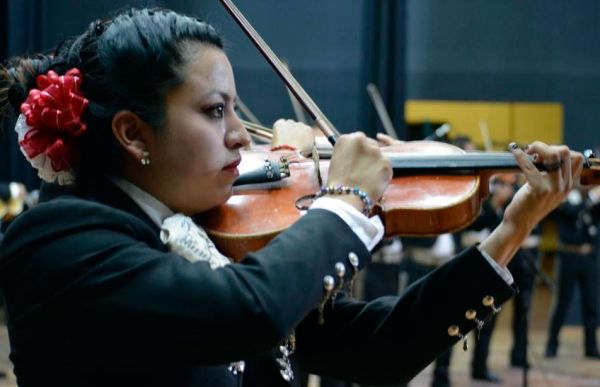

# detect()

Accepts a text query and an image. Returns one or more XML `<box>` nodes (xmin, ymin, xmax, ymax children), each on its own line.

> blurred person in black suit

<box><xmin>545</xmin><ymin>185</ymin><xmax>600</xmax><ymax>359</ymax></box>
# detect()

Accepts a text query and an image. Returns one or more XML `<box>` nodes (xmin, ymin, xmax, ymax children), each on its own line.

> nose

<box><xmin>225</xmin><ymin>111</ymin><xmax>251</xmax><ymax>149</ymax></box>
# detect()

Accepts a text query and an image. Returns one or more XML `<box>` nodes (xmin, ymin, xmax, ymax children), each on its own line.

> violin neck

<box><xmin>387</xmin><ymin>152</ymin><xmax>600</xmax><ymax>185</ymax></box>
<box><xmin>388</xmin><ymin>152</ymin><xmax>521</xmax><ymax>175</ymax></box>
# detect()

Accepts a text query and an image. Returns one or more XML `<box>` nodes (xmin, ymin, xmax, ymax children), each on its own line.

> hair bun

<box><xmin>0</xmin><ymin>55</ymin><xmax>55</xmax><ymax>120</ymax></box>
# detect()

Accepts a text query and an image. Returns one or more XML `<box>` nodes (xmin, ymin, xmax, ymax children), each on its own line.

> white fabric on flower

<box><xmin>160</xmin><ymin>213</ymin><xmax>231</xmax><ymax>269</ymax></box>
<box><xmin>14</xmin><ymin>114</ymin><xmax>75</xmax><ymax>185</ymax></box>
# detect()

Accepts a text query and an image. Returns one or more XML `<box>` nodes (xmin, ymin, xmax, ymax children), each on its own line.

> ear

<box><xmin>111</xmin><ymin>111</ymin><xmax>154</xmax><ymax>163</ymax></box>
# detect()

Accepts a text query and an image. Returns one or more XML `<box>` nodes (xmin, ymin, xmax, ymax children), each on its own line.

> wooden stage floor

<box><xmin>0</xmin><ymin>287</ymin><xmax>598</xmax><ymax>386</ymax></box>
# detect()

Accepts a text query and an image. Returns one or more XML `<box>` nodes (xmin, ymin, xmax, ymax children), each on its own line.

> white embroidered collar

<box><xmin>110</xmin><ymin>176</ymin><xmax>230</xmax><ymax>268</ymax></box>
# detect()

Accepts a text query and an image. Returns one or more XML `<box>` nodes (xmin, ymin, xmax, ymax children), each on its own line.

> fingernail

<box><xmin>508</xmin><ymin>142</ymin><xmax>519</xmax><ymax>150</ymax></box>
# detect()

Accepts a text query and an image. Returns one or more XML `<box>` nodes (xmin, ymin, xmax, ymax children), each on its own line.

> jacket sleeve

<box><xmin>294</xmin><ymin>246</ymin><xmax>515</xmax><ymax>385</ymax></box>
<box><xmin>0</xmin><ymin>199</ymin><xmax>370</xmax><ymax>366</ymax></box>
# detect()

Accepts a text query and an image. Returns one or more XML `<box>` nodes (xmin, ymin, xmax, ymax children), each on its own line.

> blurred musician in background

<box><xmin>545</xmin><ymin>185</ymin><xmax>600</xmax><ymax>359</ymax></box>
<box><xmin>0</xmin><ymin>180</ymin><xmax>32</xmax><ymax>234</ymax></box>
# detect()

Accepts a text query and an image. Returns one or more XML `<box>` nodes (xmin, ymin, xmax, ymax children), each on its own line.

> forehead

<box><xmin>176</xmin><ymin>43</ymin><xmax>234</xmax><ymax>94</ymax></box>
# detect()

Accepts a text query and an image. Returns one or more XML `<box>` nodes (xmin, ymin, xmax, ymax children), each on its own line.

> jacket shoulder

<box><xmin>0</xmin><ymin>196</ymin><xmax>156</xmax><ymax>259</ymax></box>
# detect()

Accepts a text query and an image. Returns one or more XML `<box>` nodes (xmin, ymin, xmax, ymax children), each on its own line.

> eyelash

<box><xmin>204</xmin><ymin>104</ymin><xmax>225</xmax><ymax>119</ymax></box>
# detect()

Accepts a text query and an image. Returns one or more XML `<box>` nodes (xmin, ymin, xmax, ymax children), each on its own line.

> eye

<box><xmin>204</xmin><ymin>104</ymin><xmax>225</xmax><ymax>119</ymax></box>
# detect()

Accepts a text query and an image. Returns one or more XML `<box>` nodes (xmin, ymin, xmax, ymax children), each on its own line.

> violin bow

<box><xmin>282</xmin><ymin>61</ymin><xmax>309</xmax><ymax>125</ymax></box>
<box><xmin>366</xmin><ymin>83</ymin><xmax>399</xmax><ymax>140</ymax></box>
<box><xmin>219</xmin><ymin>0</ymin><xmax>340</xmax><ymax>146</ymax></box>
<box><xmin>236</xmin><ymin>97</ymin><xmax>263</xmax><ymax>126</ymax></box>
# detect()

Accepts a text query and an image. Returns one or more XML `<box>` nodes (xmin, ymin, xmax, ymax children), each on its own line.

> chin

<box><xmin>178</xmin><ymin>198</ymin><xmax>226</xmax><ymax>217</ymax></box>
<box><xmin>220</xmin><ymin>188</ymin><xmax>234</xmax><ymax>204</ymax></box>
<box><xmin>208</xmin><ymin>188</ymin><xmax>233</xmax><ymax>210</ymax></box>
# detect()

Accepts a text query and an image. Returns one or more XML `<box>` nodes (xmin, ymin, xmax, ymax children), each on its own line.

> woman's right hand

<box><xmin>325</xmin><ymin>133</ymin><xmax>392</xmax><ymax>213</ymax></box>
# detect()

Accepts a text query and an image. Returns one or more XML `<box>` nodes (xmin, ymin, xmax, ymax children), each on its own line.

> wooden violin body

<box><xmin>196</xmin><ymin>149</ymin><xmax>323</xmax><ymax>261</ymax></box>
<box><xmin>379</xmin><ymin>141</ymin><xmax>487</xmax><ymax>237</ymax></box>
<box><xmin>198</xmin><ymin>142</ymin><xmax>489</xmax><ymax>261</ymax></box>
<box><xmin>197</xmin><ymin>142</ymin><xmax>600</xmax><ymax>261</ymax></box>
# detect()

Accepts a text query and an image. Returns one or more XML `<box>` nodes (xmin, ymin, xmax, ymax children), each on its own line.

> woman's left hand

<box><xmin>480</xmin><ymin>141</ymin><xmax>583</xmax><ymax>267</ymax></box>
<box><xmin>270</xmin><ymin>119</ymin><xmax>315</xmax><ymax>155</ymax></box>
<box><xmin>503</xmin><ymin>142</ymin><xmax>583</xmax><ymax>232</ymax></box>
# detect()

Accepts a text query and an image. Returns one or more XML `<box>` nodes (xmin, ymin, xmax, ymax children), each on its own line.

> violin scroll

<box><xmin>581</xmin><ymin>149</ymin><xmax>600</xmax><ymax>186</ymax></box>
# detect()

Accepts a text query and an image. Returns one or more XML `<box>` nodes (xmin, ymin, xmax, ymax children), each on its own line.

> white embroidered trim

<box><xmin>160</xmin><ymin>213</ymin><xmax>231</xmax><ymax>269</ymax></box>
<box><xmin>14</xmin><ymin>114</ymin><xmax>75</xmax><ymax>185</ymax></box>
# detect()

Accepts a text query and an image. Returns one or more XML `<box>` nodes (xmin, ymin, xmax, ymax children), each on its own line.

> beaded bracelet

<box><xmin>315</xmin><ymin>185</ymin><xmax>373</xmax><ymax>216</ymax></box>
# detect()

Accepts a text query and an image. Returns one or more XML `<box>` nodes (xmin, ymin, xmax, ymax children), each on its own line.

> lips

<box><xmin>223</xmin><ymin>157</ymin><xmax>241</xmax><ymax>171</ymax></box>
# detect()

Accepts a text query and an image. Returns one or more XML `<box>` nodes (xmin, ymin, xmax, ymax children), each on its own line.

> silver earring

<box><xmin>141</xmin><ymin>151</ymin><xmax>151</xmax><ymax>166</ymax></box>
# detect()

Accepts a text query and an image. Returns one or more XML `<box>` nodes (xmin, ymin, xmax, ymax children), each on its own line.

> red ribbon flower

<box><xmin>19</xmin><ymin>68</ymin><xmax>89</xmax><ymax>172</ymax></box>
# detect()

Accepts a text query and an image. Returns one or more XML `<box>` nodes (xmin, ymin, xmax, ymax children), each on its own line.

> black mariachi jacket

<box><xmin>552</xmin><ymin>192</ymin><xmax>600</xmax><ymax>246</ymax></box>
<box><xmin>0</xmin><ymin>180</ymin><xmax>515</xmax><ymax>387</ymax></box>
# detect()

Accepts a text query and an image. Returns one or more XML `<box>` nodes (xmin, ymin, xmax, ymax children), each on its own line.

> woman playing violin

<box><xmin>0</xmin><ymin>8</ymin><xmax>583</xmax><ymax>387</ymax></box>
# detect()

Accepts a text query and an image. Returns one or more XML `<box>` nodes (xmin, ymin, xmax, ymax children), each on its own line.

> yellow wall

<box><xmin>405</xmin><ymin>100</ymin><xmax>563</xmax><ymax>150</ymax></box>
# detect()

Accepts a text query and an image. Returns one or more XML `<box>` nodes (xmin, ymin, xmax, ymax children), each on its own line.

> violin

<box><xmin>197</xmin><ymin>143</ymin><xmax>600</xmax><ymax>261</ymax></box>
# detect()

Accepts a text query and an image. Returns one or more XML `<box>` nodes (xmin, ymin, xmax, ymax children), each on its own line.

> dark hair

<box><xmin>0</xmin><ymin>8</ymin><xmax>223</xmax><ymax>181</ymax></box>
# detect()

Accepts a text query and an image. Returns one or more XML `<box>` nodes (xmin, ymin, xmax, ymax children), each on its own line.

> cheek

<box><xmin>165</xmin><ymin>127</ymin><xmax>224</xmax><ymax>173</ymax></box>
<box><xmin>176</xmin><ymin>140</ymin><xmax>222</xmax><ymax>178</ymax></box>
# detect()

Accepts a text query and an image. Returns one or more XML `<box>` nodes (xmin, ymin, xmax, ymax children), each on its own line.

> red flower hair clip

<box><xmin>16</xmin><ymin>68</ymin><xmax>89</xmax><ymax>185</ymax></box>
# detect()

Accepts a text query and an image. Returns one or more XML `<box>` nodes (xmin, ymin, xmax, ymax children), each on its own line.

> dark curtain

<box><xmin>360</xmin><ymin>1</ymin><xmax>406</xmax><ymax>140</ymax></box>
<box><xmin>0</xmin><ymin>0</ymin><xmax>47</xmax><ymax>190</ymax></box>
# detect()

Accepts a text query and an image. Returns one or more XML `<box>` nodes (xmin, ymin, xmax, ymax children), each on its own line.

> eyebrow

<box><xmin>200</xmin><ymin>90</ymin><xmax>237</xmax><ymax>103</ymax></box>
